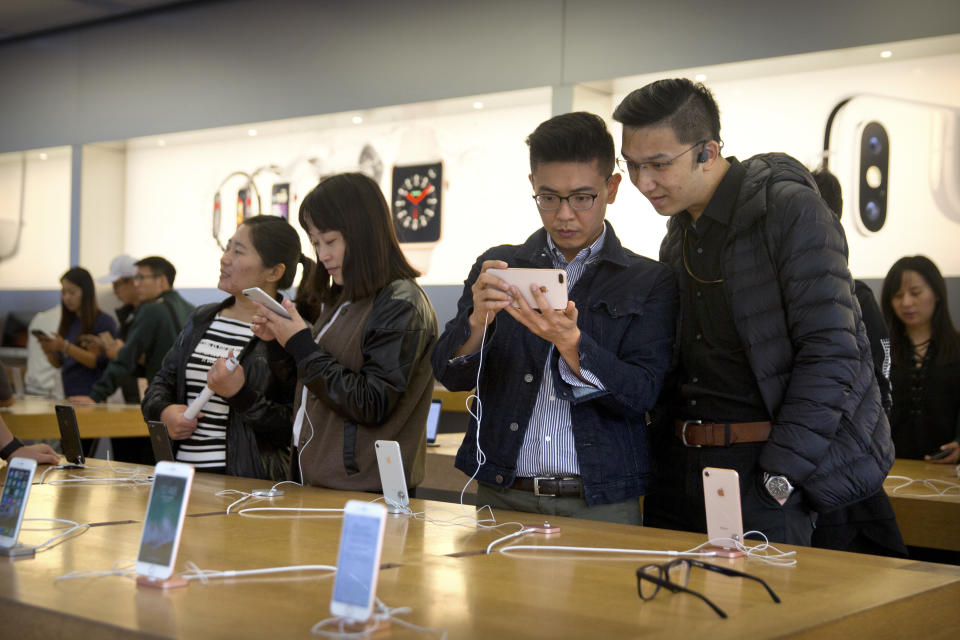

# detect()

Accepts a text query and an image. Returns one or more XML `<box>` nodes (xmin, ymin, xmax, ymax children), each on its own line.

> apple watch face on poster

<box><xmin>391</xmin><ymin>162</ymin><xmax>442</xmax><ymax>244</ymax></box>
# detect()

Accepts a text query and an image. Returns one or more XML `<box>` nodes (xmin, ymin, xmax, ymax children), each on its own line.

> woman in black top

<box><xmin>881</xmin><ymin>255</ymin><xmax>960</xmax><ymax>464</ymax></box>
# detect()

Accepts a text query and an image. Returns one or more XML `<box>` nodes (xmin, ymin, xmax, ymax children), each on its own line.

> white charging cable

<box><xmin>18</xmin><ymin>518</ymin><xmax>90</xmax><ymax>552</ymax></box>
<box><xmin>885</xmin><ymin>474</ymin><xmax>960</xmax><ymax>497</ymax></box>
<box><xmin>459</xmin><ymin>311</ymin><xmax>492</xmax><ymax>506</ymax></box>
<box><xmin>181</xmin><ymin>561</ymin><xmax>337</xmax><ymax>583</ymax></box>
<box><xmin>55</xmin><ymin>559</ymin><xmax>137</xmax><ymax>582</ymax></box>
<box><xmin>183</xmin><ymin>356</ymin><xmax>239</xmax><ymax>420</ymax></box>
<box><xmin>311</xmin><ymin>597</ymin><xmax>448</xmax><ymax>639</ymax></box>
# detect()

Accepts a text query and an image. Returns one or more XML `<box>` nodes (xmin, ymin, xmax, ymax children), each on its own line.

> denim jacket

<box><xmin>432</xmin><ymin>224</ymin><xmax>677</xmax><ymax>505</ymax></box>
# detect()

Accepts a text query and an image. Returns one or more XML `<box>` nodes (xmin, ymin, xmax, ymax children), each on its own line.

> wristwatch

<box><xmin>391</xmin><ymin>127</ymin><xmax>443</xmax><ymax>274</ymax></box>
<box><xmin>762</xmin><ymin>472</ymin><xmax>794</xmax><ymax>502</ymax></box>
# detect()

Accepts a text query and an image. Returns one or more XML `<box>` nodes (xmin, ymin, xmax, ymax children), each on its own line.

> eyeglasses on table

<box><xmin>636</xmin><ymin>558</ymin><xmax>781</xmax><ymax>619</ymax></box>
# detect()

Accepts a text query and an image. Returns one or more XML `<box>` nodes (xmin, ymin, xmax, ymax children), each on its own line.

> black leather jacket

<box><xmin>141</xmin><ymin>297</ymin><xmax>296</xmax><ymax>480</ymax></box>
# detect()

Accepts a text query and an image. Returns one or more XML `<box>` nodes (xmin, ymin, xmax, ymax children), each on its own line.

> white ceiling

<box><xmin>0</xmin><ymin>0</ymin><xmax>195</xmax><ymax>43</ymax></box>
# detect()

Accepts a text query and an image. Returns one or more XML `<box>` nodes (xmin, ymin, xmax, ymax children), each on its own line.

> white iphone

<box><xmin>486</xmin><ymin>268</ymin><xmax>568</xmax><ymax>310</ymax></box>
<box><xmin>135</xmin><ymin>461</ymin><xmax>195</xmax><ymax>580</ymax></box>
<box><xmin>242</xmin><ymin>286</ymin><xmax>291</xmax><ymax>319</ymax></box>
<box><xmin>374</xmin><ymin>440</ymin><xmax>408</xmax><ymax>512</ymax></box>
<box><xmin>702</xmin><ymin>467</ymin><xmax>743</xmax><ymax>549</ymax></box>
<box><xmin>0</xmin><ymin>457</ymin><xmax>38</xmax><ymax>550</ymax></box>
<box><xmin>330</xmin><ymin>500</ymin><xmax>387</xmax><ymax>622</ymax></box>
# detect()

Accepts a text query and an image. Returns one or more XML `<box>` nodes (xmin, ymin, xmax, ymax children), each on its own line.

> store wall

<box><xmin>0</xmin><ymin>0</ymin><xmax>958</xmax><ymax>153</ymax></box>
<box><xmin>1</xmin><ymin>0</ymin><xmax>959</xmax><ymax>326</ymax></box>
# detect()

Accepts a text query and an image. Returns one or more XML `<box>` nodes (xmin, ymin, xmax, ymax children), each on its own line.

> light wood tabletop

<box><xmin>884</xmin><ymin>457</ymin><xmax>960</xmax><ymax>552</ymax></box>
<box><xmin>1</xmin><ymin>395</ymin><xmax>147</xmax><ymax>439</ymax></box>
<box><xmin>1</xmin><ymin>460</ymin><xmax>959</xmax><ymax>638</ymax></box>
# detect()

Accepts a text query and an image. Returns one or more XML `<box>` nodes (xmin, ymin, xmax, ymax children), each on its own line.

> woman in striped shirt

<box><xmin>142</xmin><ymin>216</ymin><xmax>312</xmax><ymax>479</ymax></box>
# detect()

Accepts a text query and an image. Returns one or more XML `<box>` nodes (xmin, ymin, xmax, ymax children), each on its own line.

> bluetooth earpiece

<box><xmin>696</xmin><ymin>142</ymin><xmax>709</xmax><ymax>164</ymax></box>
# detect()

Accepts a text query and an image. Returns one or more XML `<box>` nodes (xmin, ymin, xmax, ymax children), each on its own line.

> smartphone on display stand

<box><xmin>374</xmin><ymin>440</ymin><xmax>408</xmax><ymax>513</ymax></box>
<box><xmin>0</xmin><ymin>457</ymin><xmax>38</xmax><ymax>556</ymax></box>
<box><xmin>486</xmin><ymin>268</ymin><xmax>568</xmax><ymax>310</ymax></box>
<box><xmin>55</xmin><ymin>404</ymin><xmax>85</xmax><ymax>467</ymax></box>
<box><xmin>828</xmin><ymin>95</ymin><xmax>960</xmax><ymax>278</ymax></box>
<box><xmin>330</xmin><ymin>500</ymin><xmax>387</xmax><ymax>622</ymax></box>
<box><xmin>702</xmin><ymin>467</ymin><xmax>745</xmax><ymax>558</ymax></box>
<box><xmin>242</xmin><ymin>287</ymin><xmax>291</xmax><ymax>319</ymax></box>
<box><xmin>146</xmin><ymin>421</ymin><xmax>175</xmax><ymax>463</ymax></box>
<box><xmin>425</xmin><ymin>399</ymin><xmax>442</xmax><ymax>446</ymax></box>
<box><xmin>135</xmin><ymin>461</ymin><xmax>195</xmax><ymax>585</ymax></box>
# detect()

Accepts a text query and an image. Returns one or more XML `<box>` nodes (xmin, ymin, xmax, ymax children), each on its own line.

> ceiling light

<box><xmin>473</xmin><ymin>101</ymin><xmax>484</xmax><ymax>110</ymax></box>
<box><xmin>248</xmin><ymin>129</ymin><xmax>258</xmax><ymax>136</ymax></box>
<box><xmin>880</xmin><ymin>50</ymin><xmax>892</xmax><ymax>58</ymax></box>
<box><xmin>39</xmin><ymin>152</ymin><xmax>48</xmax><ymax>160</ymax></box>
<box><xmin>695</xmin><ymin>74</ymin><xmax>707</xmax><ymax>82</ymax></box>
<box><xmin>157</xmin><ymin>139</ymin><xmax>166</xmax><ymax>147</ymax></box>
<box><xmin>352</xmin><ymin>116</ymin><xmax>363</xmax><ymax>124</ymax></box>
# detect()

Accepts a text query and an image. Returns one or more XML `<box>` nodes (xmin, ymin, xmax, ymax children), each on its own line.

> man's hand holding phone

<box><xmin>250</xmin><ymin>298</ymin><xmax>309</xmax><ymax>347</ymax></box>
<box><xmin>160</xmin><ymin>404</ymin><xmax>199</xmax><ymax>441</ymax></box>
<box><xmin>925</xmin><ymin>440</ymin><xmax>960</xmax><ymax>464</ymax></box>
<box><xmin>453</xmin><ymin>260</ymin><xmax>515</xmax><ymax>357</ymax></box>
<box><xmin>502</xmin><ymin>281</ymin><xmax>581</xmax><ymax>375</ymax></box>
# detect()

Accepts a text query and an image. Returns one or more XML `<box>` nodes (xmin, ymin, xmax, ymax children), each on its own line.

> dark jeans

<box><xmin>644</xmin><ymin>437</ymin><xmax>814</xmax><ymax>546</ymax></box>
<box><xmin>477</xmin><ymin>483</ymin><xmax>642</xmax><ymax>526</ymax></box>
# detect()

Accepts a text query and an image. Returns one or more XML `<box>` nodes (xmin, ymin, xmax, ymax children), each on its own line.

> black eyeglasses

<box><xmin>532</xmin><ymin>193</ymin><xmax>599</xmax><ymax>211</ymax></box>
<box><xmin>636</xmin><ymin>558</ymin><xmax>780</xmax><ymax>619</ymax></box>
<box><xmin>617</xmin><ymin>141</ymin><xmax>706</xmax><ymax>175</ymax></box>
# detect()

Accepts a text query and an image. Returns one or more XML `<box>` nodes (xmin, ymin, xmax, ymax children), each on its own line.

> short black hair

<box><xmin>526</xmin><ymin>112</ymin><xmax>615</xmax><ymax>177</ymax></box>
<box><xmin>135</xmin><ymin>256</ymin><xmax>176</xmax><ymax>287</ymax></box>
<box><xmin>811</xmin><ymin>168</ymin><xmax>843</xmax><ymax>219</ymax></box>
<box><xmin>613</xmin><ymin>78</ymin><xmax>721</xmax><ymax>145</ymax></box>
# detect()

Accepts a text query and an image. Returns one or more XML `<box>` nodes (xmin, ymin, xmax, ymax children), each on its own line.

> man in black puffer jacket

<box><xmin>614</xmin><ymin>79</ymin><xmax>894</xmax><ymax>545</ymax></box>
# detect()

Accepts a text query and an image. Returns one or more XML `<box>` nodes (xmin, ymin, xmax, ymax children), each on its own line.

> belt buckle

<box><xmin>681</xmin><ymin>420</ymin><xmax>702</xmax><ymax>448</ymax></box>
<box><xmin>533</xmin><ymin>477</ymin><xmax>556</xmax><ymax>497</ymax></box>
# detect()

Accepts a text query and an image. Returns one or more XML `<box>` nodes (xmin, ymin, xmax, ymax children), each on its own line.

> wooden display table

<box><xmin>0</xmin><ymin>396</ymin><xmax>147</xmax><ymax>439</ymax></box>
<box><xmin>884</xmin><ymin>458</ymin><xmax>960</xmax><ymax>552</ymax></box>
<box><xmin>0</xmin><ymin>462</ymin><xmax>959</xmax><ymax>637</ymax></box>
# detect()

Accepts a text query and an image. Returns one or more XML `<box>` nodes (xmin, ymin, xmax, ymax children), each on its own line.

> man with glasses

<box><xmin>84</xmin><ymin>256</ymin><xmax>194</xmax><ymax>410</ymax></box>
<box><xmin>613</xmin><ymin>79</ymin><xmax>893</xmax><ymax>544</ymax></box>
<box><xmin>432</xmin><ymin>112</ymin><xmax>677</xmax><ymax>524</ymax></box>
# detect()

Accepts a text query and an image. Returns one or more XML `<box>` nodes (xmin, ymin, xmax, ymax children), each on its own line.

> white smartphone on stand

<box><xmin>330</xmin><ymin>500</ymin><xmax>387</xmax><ymax>622</ymax></box>
<box><xmin>135</xmin><ymin>461</ymin><xmax>195</xmax><ymax>582</ymax></box>
<box><xmin>242</xmin><ymin>287</ymin><xmax>291</xmax><ymax>319</ymax></box>
<box><xmin>702</xmin><ymin>467</ymin><xmax>744</xmax><ymax>557</ymax></box>
<box><xmin>486</xmin><ymin>268</ymin><xmax>568</xmax><ymax>310</ymax></box>
<box><xmin>374</xmin><ymin>440</ymin><xmax>408</xmax><ymax>513</ymax></box>
<box><xmin>0</xmin><ymin>457</ymin><xmax>38</xmax><ymax>553</ymax></box>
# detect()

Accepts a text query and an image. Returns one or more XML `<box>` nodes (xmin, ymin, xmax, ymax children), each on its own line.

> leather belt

<box><xmin>674</xmin><ymin>419</ymin><xmax>772</xmax><ymax>447</ymax></box>
<box><xmin>510</xmin><ymin>476</ymin><xmax>583</xmax><ymax>498</ymax></box>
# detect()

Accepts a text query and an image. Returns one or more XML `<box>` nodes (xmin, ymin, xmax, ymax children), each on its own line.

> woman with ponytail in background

<box><xmin>142</xmin><ymin>215</ymin><xmax>313</xmax><ymax>480</ymax></box>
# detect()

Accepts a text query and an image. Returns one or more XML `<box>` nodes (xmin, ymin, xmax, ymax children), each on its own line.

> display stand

<box><xmin>341</xmin><ymin>618</ymin><xmax>392</xmax><ymax>637</ymax></box>
<box><xmin>701</xmin><ymin>545</ymin><xmax>746</xmax><ymax>558</ymax></box>
<box><xmin>0</xmin><ymin>544</ymin><xmax>36</xmax><ymax>559</ymax></box>
<box><xmin>136</xmin><ymin>575</ymin><xmax>189</xmax><ymax>590</ymax></box>
<box><xmin>524</xmin><ymin>521</ymin><xmax>561</xmax><ymax>534</ymax></box>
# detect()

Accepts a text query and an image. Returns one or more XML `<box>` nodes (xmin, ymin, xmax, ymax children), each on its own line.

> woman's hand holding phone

<box><xmin>160</xmin><ymin>404</ymin><xmax>199</xmax><ymax>440</ymax></box>
<box><xmin>251</xmin><ymin>299</ymin><xmax>309</xmax><ymax>347</ymax></box>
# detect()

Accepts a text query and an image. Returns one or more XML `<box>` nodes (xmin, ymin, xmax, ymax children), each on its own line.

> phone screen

<box><xmin>0</xmin><ymin>467</ymin><xmax>32</xmax><ymax>539</ymax></box>
<box><xmin>425</xmin><ymin>400</ymin><xmax>442</xmax><ymax>443</ymax></box>
<box><xmin>138</xmin><ymin>474</ymin><xmax>189</xmax><ymax>566</ymax></box>
<box><xmin>271</xmin><ymin>183</ymin><xmax>290</xmax><ymax>219</ymax></box>
<box><xmin>332</xmin><ymin>512</ymin><xmax>382</xmax><ymax>609</ymax></box>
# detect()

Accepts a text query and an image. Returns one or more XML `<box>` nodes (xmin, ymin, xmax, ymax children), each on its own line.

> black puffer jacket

<box><xmin>660</xmin><ymin>153</ymin><xmax>894</xmax><ymax>512</ymax></box>
<box><xmin>141</xmin><ymin>298</ymin><xmax>296</xmax><ymax>480</ymax></box>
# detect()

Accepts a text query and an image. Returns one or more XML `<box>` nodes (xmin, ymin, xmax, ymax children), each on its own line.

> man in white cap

<box><xmin>96</xmin><ymin>255</ymin><xmax>141</xmax><ymax>402</ymax></box>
